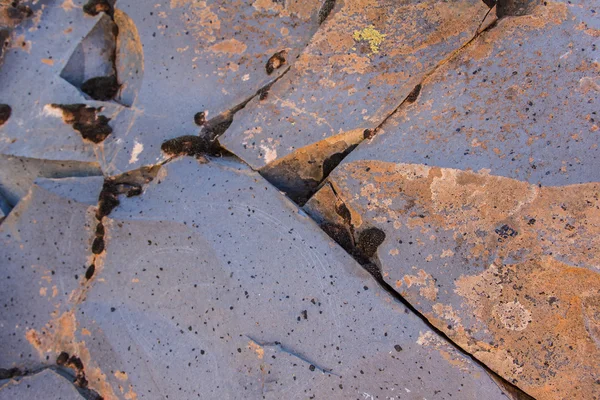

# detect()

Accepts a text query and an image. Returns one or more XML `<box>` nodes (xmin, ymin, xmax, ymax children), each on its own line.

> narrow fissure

<box><xmin>257</xmin><ymin>7</ymin><xmax>500</xmax><ymax>206</ymax></box>
<box><xmin>161</xmin><ymin>67</ymin><xmax>292</xmax><ymax>159</ymax></box>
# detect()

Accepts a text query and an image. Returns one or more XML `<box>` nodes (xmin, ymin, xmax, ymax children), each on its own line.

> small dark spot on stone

<box><xmin>161</xmin><ymin>135</ymin><xmax>217</xmax><ymax>157</ymax></box>
<box><xmin>0</xmin><ymin>104</ymin><xmax>11</xmax><ymax>126</ymax></box>
<box><xmin>394</xmin><ymin>345</ymin><xmax>403</xmax><ymax>352</ymax></box>
<box><xmin>309</xmin><ymin>364</ymin><xmax>316</xmax><ymax>371</ymax></box>
<box><xmin>363</xmin><ymin>129</ymin><xmax>375</xmax><ymax>139</ymax></box>
<box><xmin>81</xmin><ymin>75</ymin><xmax>120</xmax><ymax>101</ymax></box>
<box><xmin>266</xmin><ymin>50</ymin><xmax>286</xmax><ymax>75</ymax></box>
<box><xmin>56</xmin><ymin>352</ymin><xmax>70</xmax><ymax>366</ymax></box>
<box><xmin>91</xmin><ymin>237</ymin><xmax>105</xmax><ymax>254</ymax></box>
<box><xmin>194</xmin><ymin>111</ymin><xmax>206</xmax><ymax>126</ymax></box>
<box><xmin>405</xmin><ymin>84</ymin><xmax>422</xmax><ymax>104</ymax></box>
<box><xmin>85</xmin><ymin>264</ymin><xmax>95</xmax><ymax>280</ymax></box>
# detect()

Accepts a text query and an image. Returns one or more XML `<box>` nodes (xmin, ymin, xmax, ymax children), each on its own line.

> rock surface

<box><xmin>220</xmin><ymin>0</ymin><xmax>495</xmax><ymax>202</ymax></box>
<box><xmin>0</xmin><ymin>369</ymin><xmax>84</xmax><ymax>400</ymax></box>
<box><xmin>0</xmin><ymin>1</ymin><xmax>598</xmax><ymax>399</ymax></box>
<box><xmin>305</xmin><ymin>1</ymin><xmax>600</xmax><ymax>399</ymax></box>
<box><xmin>14</xmin><ymin>159</ymin><xmax>508</xmax><ymax>399</ymax></box>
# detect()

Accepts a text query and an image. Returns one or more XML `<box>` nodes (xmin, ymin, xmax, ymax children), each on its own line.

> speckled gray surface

<box><xmin>304</xmin><ymin>1</ymin><xmax>600</xmax><ymax>398</ymax></box>
<box><xmin>0</xmin><ymin>369</ymin><xmax>83</xmax><ymax>400</ymax></box>
<box><xmin>0</xmin><ymin>176</ymin><xmax>102</xmax><ymax>370</ymax></box>
<box><xmin>74</xmin><ymin>158</ymin><xmax>507</xmax><ymax>399</ymax></box>
<box><xmin>1</xmin><ymin>1</ymin><xmax>597</xmax><ymax>399</ymax></box>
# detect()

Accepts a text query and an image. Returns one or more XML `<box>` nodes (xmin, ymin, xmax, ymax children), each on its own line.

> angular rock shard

<box><xmin>0</xmin><ymin>0</ymin><xmax>117</xmax><ymax>202</ymax></box>
<box><xmin>305</xmin><ymin>2</ymin><xmax>600</xmax><ymax>398</ymax></box>
<box><xmin>0</xmin><ymin>369</ymin><xmax>84</xmax><ymax>400</ymax></box>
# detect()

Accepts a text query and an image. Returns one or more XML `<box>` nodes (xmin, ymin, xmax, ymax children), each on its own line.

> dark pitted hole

<box><xmin>405</xmin><ymin>84</ymin><xmax>422</xmax><ymax>104</ymax></box>
<box><xmin>91</xmin><ymin>237</ymin><xmax>105</xmax><ymax>254</ymax></box>
<box><xmin>52</xmin><ymin>104</ymin><xmax>113</xmax><ymax>143</ymax></box>
<box><xmin>81</xmin><ymin>75</ymin><xmax>120</xmax><ymax>101</ymax></box>
<box><xmin>357</xmin><ymin>227</ymin><xmax>386</xmax><ymax>258</ymax></box>
<box><xmin>56</xmin><ymin>352</ymin><xmax>70</xmax><ymax>366</ymax></box>
<box><xmin>0</xmin><ymin>104</ymin><xmax>11</xmax><ymax>126</ymax></box>
<box><xmin>85</xmin><ymin>264</ymin><xmax>96</xmax><ymax>280</ymax></box>
<box><xmin>194</xmin><ymin>111</ymin><xmax>206</xmax><ymax>126</ymax></box>
<box><xmin>266</xmin><ymin>50</ymin><xmax>286</xmax><ymax>75</ymax></box>
<box><xmin>83</xmin><ymin>0</ymin><xmax>114</xmax><ymax>16</ymax></box>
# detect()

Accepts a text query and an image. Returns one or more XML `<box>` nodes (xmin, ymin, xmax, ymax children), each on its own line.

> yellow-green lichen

<box><xmin>352</xmin><ymin>25</ymin><xmax>386</xmax><ymax>54</ymax></box>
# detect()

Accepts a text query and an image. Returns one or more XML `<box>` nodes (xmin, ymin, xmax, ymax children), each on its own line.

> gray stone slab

<box><xmin>0</xmin><ymin>154</ymin><xmax>101</xmax><ymax>207</ymax></box>
<box><xmin>0</xmin><ymin>177</ymin><xmax>100</xmax><ymax>370</ymax></box>
<box><xmin>219</xmin><ymin>0</ymin><xmax>493</xmax><ymax>200</ymax></box>
<box><xmin>0</xmin><ymin>369</ymin><xmax>83</xmax><ymax>400</ymax></box>
<box><xmin>305</xmin><ymin>2</ymin><xmax>600</xmax><ymax>399</ymax></box>
<box><xmin>100</xmin><ymin>0</ymin><xmax>329</xmax><ymax>175</ymax></box>
<box><xmin>70</xmin><ymin>158</ymin><xmax>507</xmax><ymax>399</ymax></box>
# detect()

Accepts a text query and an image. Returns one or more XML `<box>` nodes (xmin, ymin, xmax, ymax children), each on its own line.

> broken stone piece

<box><xmin>0</xmin><ymin>176</ymin><xmax>103</xmax><ymax>370</ymax></box>
<box><xmin>0</xmin><ymin>0</ymin><xmax>115</xmax><ymax>202</ymax></box>
<box><xmin>0</xmin><ymin>369</ymin><xmax>84</xmax><ymax>400</ymax></box>
<box><xmin>67</xmin><ymin>158</ymin><xmax>508</xmax><ymax>399</ymax></box>
<box><xmin>305</xmin><ymin>2</ymin><xmax>600</xmax><ymax>398</ymax></box>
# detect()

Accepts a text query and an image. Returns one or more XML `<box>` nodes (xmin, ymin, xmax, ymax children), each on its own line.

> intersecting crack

<box><xmin>161</xmin><ymin>67</ymin><xmax>292</xmax><ymax>160</ymax></box>
<box><xmin>253</xmin><ymin>6</ymin><xmax>500</xmax><ymax>206</ymax></box>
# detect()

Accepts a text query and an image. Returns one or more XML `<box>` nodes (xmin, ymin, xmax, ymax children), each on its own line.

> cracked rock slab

<box><xmin>0</xmin><ymin>0</ymin><xmax>114</xmax><ymax>203</ymax></box>
<box><xmin>220</xmin><ymin>0</ymin><xmax>493</xmax><ymax>202</ymax></box>
<box><xmin>24</xmin><ymin>158</ymin><xmax>509</xmax><ymax>400</ymax></box>
<box><xmin>0</xmin><ymin>176</ymin><xmax>103</xmax><ymax>370</ymax></box>
<box><xmin>305</xmin><ymin>2</ymin><xmax>600</xmax><ymax>399</ymax></box>
<box><xmin>0</xmin><ymin>369</ymin><xmax>84</xmax><ymax>400</ymax></box>
<box><xmin>100</xmin><ymin>0</ymin><xmax>330</xmax><ymax>175</ymax></box>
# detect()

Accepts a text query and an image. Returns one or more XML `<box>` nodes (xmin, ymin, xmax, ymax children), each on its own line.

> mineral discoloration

<box><xmin>312</xmin><ymin>160</ymin><xmax>600</xmax><ymax>399</ymax></box>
